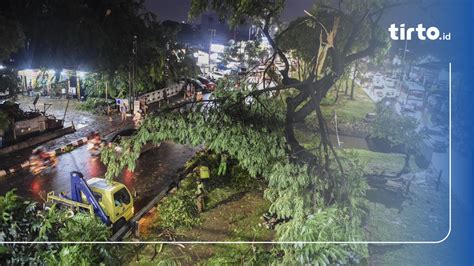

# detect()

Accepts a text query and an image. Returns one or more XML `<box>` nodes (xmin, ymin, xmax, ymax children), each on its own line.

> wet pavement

<box><xmin>1</xmin><ymin>96</ymin><xmax>132</xmax><ymax>170</ymax></box>
<box><xmin>1</xmin><ymin>94</ymin><xmax>208</xmax><ymax>212</ymax></box>
<box><xmin>0</xmin><ymin>141</ymin><xmax>197</xmax><ymax>211</ymax></box>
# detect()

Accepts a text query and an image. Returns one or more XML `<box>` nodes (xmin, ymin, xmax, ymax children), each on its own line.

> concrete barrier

<box><xmin>0</xmin><ymin>126</ymin><xmax>75</xmax><ymax>156</ymax></box>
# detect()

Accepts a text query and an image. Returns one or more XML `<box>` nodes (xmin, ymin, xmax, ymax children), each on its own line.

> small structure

<box><xmin>18</xmin><ymin>68</ymin><xmax>88</xmax><ymax>99</ymax></box>
<box><xmin>0</xmin><ymin>99</ymin><xmax>74</xmax><ymax>154</ymax></box>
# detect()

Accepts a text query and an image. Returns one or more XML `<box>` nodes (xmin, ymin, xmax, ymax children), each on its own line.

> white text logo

<box><xmin>388</xmin><ymin>24</ymin><xmax>451</xmax><ymax>41</ymax></box>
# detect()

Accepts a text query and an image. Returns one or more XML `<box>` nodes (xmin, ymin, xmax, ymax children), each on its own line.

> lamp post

<box><xmin>129</xmin><ymin>35</ymin><xmax>138</xmax><ymax>114</ymax></box>
<box><xmin>209</xmin><ymin>29</ymin><xmax>216</xmax><ymax>74</ymax></box>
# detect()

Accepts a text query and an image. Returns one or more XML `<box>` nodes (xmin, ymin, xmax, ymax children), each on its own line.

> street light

<box><xmin>209</xmin><ymin>29</ymin><xmax>216</xmax><ymax>74</ymax></box>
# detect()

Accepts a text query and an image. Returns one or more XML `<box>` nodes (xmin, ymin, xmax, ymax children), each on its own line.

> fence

<box><xmin>138</xmin><ymin>82</ymin><xmax>185</xmax><ymax>105</ymax></box>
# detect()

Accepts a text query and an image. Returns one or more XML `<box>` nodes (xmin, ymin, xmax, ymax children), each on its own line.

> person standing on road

<box><xmin>133</xmin><ymin>110</ymin><xmax>143</xmax><ymax>128</ymax></box>
<box><xmin>139</xmin><ymin>98</ymin><xmax>148</xmax><ymax>115</ymax></box>
<box><xmin>185</xmin><ymin>82</ymin><xmax>191</xmax><ymax>100</ymax></box>
<box><xmin>120</xmin><ymin>102</ymin><xmax>128</xmax><ymax>123</ymax></box>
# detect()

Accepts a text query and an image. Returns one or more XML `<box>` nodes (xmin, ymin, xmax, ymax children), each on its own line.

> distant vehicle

<box><xmin>208</xmin><ymin>71</ymin><xmax>225</xmax><ymax>81</ymax></box>
<box><xmin>376</xmin><ymin>91</ymin><xmax>384</xmax><ymax>97</ymax></box>
<box><xmin>216</xmin><ymin>63</ymin><xmax>228</xmax><ymax>71</ymax></box>
<box><xmin>402</xmin><ymin>104</ymin><xmax>416</xmax><ymax>113</ymax></box>
<box><xmin>373</xmin><ymin>85</ymin><xmax>384</xmax><ymax>90</ymax></box>
<box><xmin>180</xmin><ymin>78</ymin><xmax>206</xmax><ymax>90</ymax></box>
<box><xmin>422</xmin><ymin>126</ymin><xmax>448</xmax><ymax>152</ymax></box>
<box><xmin>408</xmin><ymin>90</ymin><xmax>424</xmax><ymax>99</ymax></box>
<box><xmin>188</xmin><ymin>78</ymin><xmax>209</xmax><ymax>93</ymax></box>
<box><xmin>197</xmin><ymin>76</ymin><xmax>217</xmax><ymax>91</ymax></box>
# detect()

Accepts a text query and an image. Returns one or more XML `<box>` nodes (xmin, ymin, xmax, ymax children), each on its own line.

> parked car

<box><xmin>190</xmin><ymin>79</ymin><xmax>208</xmax><ymax>93</ymax></box>
<box><xmin>180</xmin><ymin>78</ymin><xmax>208</xmax><ymax>93</ymax></box>
<box><xmin>197</xmin><ymin>76</ymin><xmax>217</xmax><ymax>91</ymax></box>
<box><xmin>373</xmin><ymin>85</ymin><xmax>384</xmax><ymax>90</ymax></box>
<box><xmin>402</xmin><ymin>103</ymin><xmax>416</xmax><ymax>113</ymax></box>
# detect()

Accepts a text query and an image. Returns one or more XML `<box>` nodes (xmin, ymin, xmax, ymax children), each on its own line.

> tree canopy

<box><xmin>99</xmin><ymin>0</ymin><xmax>403</xmax><ymax>263</ymax></box>
<box><xmin>0</xmin><ymin>0</ymin><xmax>200</xmax><ymax>95</ymax></box>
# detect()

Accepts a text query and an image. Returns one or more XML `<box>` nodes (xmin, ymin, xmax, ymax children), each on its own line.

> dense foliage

<box><xmin>156</xmin><ymin>189</ymin><xmax>200</xmax><ymax>230</ymax></box>
<box><xmin>1</xmin><ymin>0</ymin><xmax>200</xmax><ymax>96</ymax></box>
<box><xmin>0</xmin><ymin>190</ymin><xmax>114</xmax><ymax>265</ymax></box>
<box><xmin>370</xmin><ymin>101</ymin><xmax>425</xmax><ymax>174</ymax></box>
<box><xmin>101</xmin><ymin>90</ymin><xmax>369</xmax><ymax>263</ymax></box>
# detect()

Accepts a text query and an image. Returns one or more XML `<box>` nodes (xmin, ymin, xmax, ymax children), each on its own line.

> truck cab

<box><xmin>47</xmin><ymin>172</ymin><xmax>134</xmax><ymax>231</ymax></box>
<box><xmin>84</xmin><ymin>178</ymin><xmax>134</xmax><ymax>225</ymax></box>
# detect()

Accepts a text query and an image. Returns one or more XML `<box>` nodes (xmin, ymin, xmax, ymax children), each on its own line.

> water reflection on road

<box><xmin>0</xmin><ymin>142</ymin><xmax>197</xmax><ymax>211</ymax></box>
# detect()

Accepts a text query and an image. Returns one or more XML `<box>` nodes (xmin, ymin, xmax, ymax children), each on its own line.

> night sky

<box><xmin>145</xmin><ymin>0</ymin><xmax>314</xmax><ymax>22</ymax></box>
<box><xmin>144</xmin><ymin>0</ymin><xmax>468</xmax><ymax>63</ymax></box>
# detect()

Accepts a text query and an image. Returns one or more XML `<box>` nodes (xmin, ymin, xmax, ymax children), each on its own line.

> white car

<box><xmin>209</xmin><ymin>72</ymin><xmax>225</xmax><ymax>81</ymax></box>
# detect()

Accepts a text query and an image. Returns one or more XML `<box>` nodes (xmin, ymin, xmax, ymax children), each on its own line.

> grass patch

<box><xmin>320</xmin><ymin>85</ymin><xmax>375</xmax><ymax>124</ymax></box>
<box><xmin>344</xmin><ymin>149</ymin><xmax>405</xmax><ymax>175</ymax></box>
<box><xmin>345</xmin><ymin>148</ymin><xmax>422</xmax><ymax>174</ymax></box>
<box><xmin>126</xmin><ymin>191</ymin><xmax>273</xmax><ymax>265</ymax></box>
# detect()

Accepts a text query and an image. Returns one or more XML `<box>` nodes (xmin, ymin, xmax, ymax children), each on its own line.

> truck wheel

<box><xmin>113</xmin><ymin>218</ymin><xmax>126</xmax><ymax>233</ymax></box>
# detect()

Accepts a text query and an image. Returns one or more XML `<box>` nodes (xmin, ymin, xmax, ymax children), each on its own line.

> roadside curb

<box><xmin>0</xmin><ymin>136</ymin><xmax>90</xmax><ymax>179</ymax></box>
<box><xmin>0</xmin><ymin>119</ymin><xmax>134</xmax><ymax>179</ymax></box>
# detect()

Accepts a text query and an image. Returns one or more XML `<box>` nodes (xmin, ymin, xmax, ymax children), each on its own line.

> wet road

<box><xmin>0</xmin><ymin>141</ymin><xmax>197</xmax><ymax>211</ymax></box>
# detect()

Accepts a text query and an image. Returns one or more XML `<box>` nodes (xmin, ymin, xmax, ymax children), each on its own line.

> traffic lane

<box><xmin>0</xmin><ymin>142</ymin><xmax>198</xmax><ymax>211</ymax></box>
<box><xmin>117</xmin><ymin>142</ymin><xmax>198</xmax><ymax>210</ymax></box>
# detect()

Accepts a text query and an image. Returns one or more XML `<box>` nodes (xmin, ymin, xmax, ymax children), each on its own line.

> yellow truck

<box><xmin>47</xmin><ymin>171</ymin><xmax>134</xmax><ymax>231</ymax></box>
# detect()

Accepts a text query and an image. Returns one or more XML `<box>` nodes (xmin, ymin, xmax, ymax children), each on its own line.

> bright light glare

<box><xmin>77</xmin><ymin>71</ymin><xmax>87</xmax><ymax>77</ymax></box>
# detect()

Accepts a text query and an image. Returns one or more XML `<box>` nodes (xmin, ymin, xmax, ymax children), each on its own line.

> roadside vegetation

<box><xmin>0</xmin><ymin>190</ymin><xmax>116</xmax><ymax>265</ymax></box>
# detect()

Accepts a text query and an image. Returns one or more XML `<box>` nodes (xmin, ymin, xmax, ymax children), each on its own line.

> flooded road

<box><xmin>0</xmin><ymin>142</ymin><xmax>197</xmax><ymax>211</ymax></box>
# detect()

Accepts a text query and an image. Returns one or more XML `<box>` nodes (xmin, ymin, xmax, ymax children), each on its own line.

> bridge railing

<box><xmin>138</xmin><ymin>82</ymin><xmax>185</xmax><ymax>105</ymax></box>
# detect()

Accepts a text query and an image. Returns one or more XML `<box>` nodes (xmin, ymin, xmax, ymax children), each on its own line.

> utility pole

<box><xmin>129</xmin><ymin>35</ymin><xmax>138</xmax><ymax>114</ymax></box>
<box><xmin>397</xmin><ymin>39</ymin><xmax>408</xmax><ymax>97</ymax></box>
<box><xmin>209</xmin><ymin>29</ymin><xmax>216</xmax><ymax>74</ymax></box>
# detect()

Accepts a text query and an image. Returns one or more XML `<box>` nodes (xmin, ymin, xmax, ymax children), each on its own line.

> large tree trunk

<box><xmin>345</xmin><ymin>73</ymin><xmax>349</xmax><ymax>95</ymax></box>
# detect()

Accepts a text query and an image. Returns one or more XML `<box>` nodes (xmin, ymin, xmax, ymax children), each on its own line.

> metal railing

<box><xmin>138</xmin><ymin>82</ymin><xmax>185</xmax><ymax>105</ymax></box>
